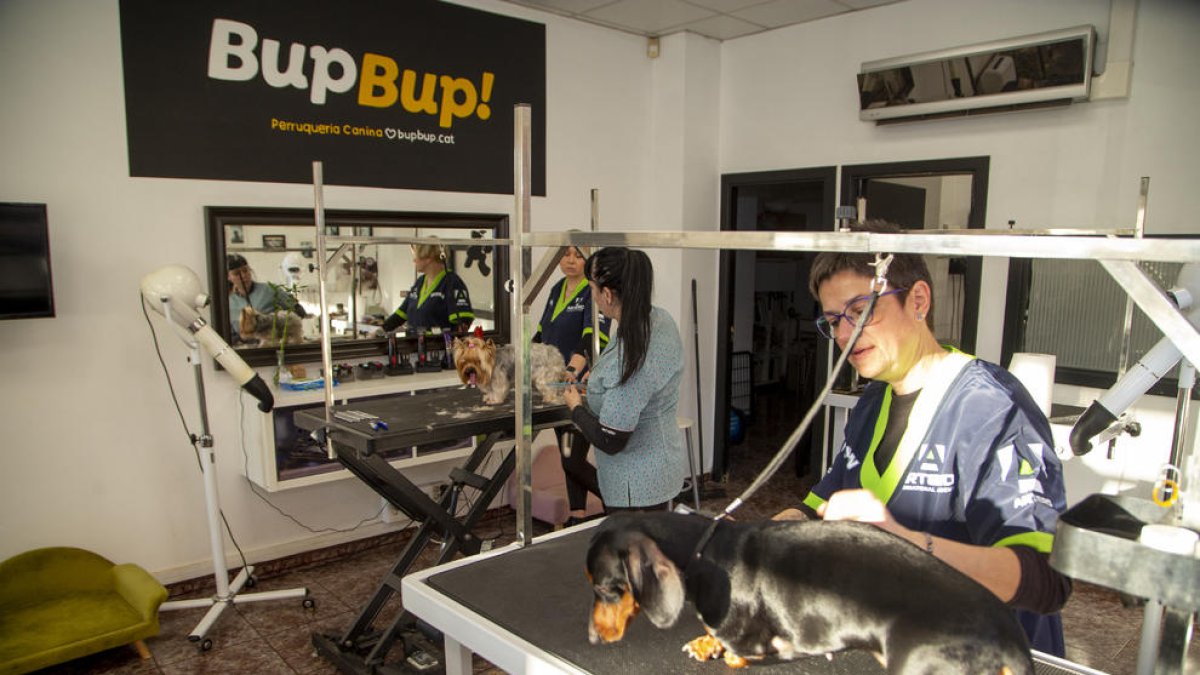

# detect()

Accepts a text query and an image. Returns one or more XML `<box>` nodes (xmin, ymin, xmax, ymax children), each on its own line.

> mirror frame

<box><xmin>205</xmin><ymin>205</ymin><xmax>510</xmax><ymax>368</ymax></box>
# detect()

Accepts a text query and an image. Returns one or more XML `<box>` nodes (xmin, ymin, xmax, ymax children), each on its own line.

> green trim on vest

<box><xmin>417</xmin><ymin>269</ymin><xmax>446</xmax><ymax>308</ymax></box>
<box><xmin>859</xmin><ymin>386</ymin><xmax>893</xmax><ymax>501</ymax></box>
<box><xmin>552</xmin><ymin>278</ymin><xmax>589</xmax><ymax>322</ymax></box>
<box><xmin>803</xmin><ymin>491</ymin><xmax>827</xmax><ymax>512</ymax></box>
<box><xmin>993</xmin><ymin>531</ymin><xmax>1054</xmax><ymax>554</ymax></box>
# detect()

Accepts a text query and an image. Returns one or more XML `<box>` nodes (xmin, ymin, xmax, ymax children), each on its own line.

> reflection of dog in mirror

<box><xmin>238</xmin><ymin>306</ymin><xmax>304</xmax><ymax>347</ymax></box>
<box><xmin>451</xmin><ymin>336</ymin><xmax>567</xmax><ymax>404</ymax></box>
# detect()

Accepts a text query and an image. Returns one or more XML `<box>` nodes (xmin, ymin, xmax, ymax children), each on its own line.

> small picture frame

<box><xmin>229</xmin><ymin>225</ymin><xmax>244</xmax><ymax>244</ymax></box>
<box><xmin>300</xmin><ymin>241</ymin><xmax>314</xmax><ymax>258</ymax></box>
<box><xmin>325</xmin><ymin>225</ymin><xmax>340</xmax><ymax>236</ymax></box>
<box><xmin>263</xmin><ymin>234</ymin><xmax>287</xmax><ymax>250</ymax></box>
<box><xmin>354</xmin><ymin>226</ymin><xmax>373</xmax><ymax>236</ymax></box>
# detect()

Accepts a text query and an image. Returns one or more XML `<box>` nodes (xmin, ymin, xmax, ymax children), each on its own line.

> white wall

<box><xmin>718</xmin><ymin>0</ymin><xmax>1200</xmax><ymax>506</ymax></box>
<box><xmin>0</xmin><ymin>0</ymin><xmax>662</xmax><ymax>579</ymax></box>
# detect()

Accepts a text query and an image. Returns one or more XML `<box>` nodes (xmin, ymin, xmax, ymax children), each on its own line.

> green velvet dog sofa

<box><xmin>0</xmin><ymin>547</ymin><xmax>168</xmax><ymax>674</ymax></box>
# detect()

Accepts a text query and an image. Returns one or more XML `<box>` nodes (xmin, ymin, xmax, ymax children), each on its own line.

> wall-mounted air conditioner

<box><xmin>858</xmin><ymin>25</ymin><xmax>1096</xmax><ymax>124</ymax></box>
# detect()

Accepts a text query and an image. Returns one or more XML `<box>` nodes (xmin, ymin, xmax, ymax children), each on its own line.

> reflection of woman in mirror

<box><xmin>227</xmin><ymin>254</ymin><xmax>307</xmax><ymax>343</ymax></box>
<box><xmin>381</xmin><ymin>242</ymin><xmax>474</xmax><ymax>333</ymax></box>
<box><xmin>533</xmin><ymin>245</ymin><xmax>612</xmax><ymax>523</ymax></box>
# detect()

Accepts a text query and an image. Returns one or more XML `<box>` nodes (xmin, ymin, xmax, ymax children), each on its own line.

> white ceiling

<box><xmin>497</xmin><ymin>0</ymin><xmax>908</xmax><ymax>41</ymax></box>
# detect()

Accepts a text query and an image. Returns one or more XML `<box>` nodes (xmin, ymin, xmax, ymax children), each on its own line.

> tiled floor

<box><xmin>33</xmin><ymin>388</ymin><xmax>1198</xmax><ymax>674</ymax></box>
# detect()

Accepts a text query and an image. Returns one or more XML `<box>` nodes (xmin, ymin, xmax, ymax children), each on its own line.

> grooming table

<box><xmin>404</xmin><ymin>521</ymin><xmax>887</xmax><ymax>674</ymax></box>
<box><xmin>293</xmin><ymin>387</ymin><xmax>570</xmax><ymax>675</ymax></box>
<box><xmin>405</xmin><ymin>521</ymin><xmax>1106</xmax><ymax>675</ymax></box>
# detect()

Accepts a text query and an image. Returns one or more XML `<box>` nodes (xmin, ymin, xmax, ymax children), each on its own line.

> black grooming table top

<box><xmin>423</xmin><ymin>525</ymin><xmax>886</xmax><ymax>674</ymax></box>
<box><xmin>293</xmin><ymin>386</ymin><xmax>570</xmax><ymax>455</ymax></box>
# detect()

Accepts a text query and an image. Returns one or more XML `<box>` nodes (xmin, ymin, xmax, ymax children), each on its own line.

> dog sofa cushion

<box><xmin>0</xmin><ymin>547</ymin><xmax>167</xmax><ymax>674</ymax></box>
<box><xmin>508</xmin><ymin>444</ymin><xmax>603</xmax><ymax>527</ymax></box>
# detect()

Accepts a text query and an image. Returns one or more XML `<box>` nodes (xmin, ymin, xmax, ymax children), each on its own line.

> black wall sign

<box><xmin>119</xmin><ymin>0</ymin><xmax>546</xmax><ymax>195</ymax></box>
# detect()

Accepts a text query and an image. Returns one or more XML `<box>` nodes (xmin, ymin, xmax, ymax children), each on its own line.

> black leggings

<box><xmin>604</xmin><ymin>502</ymin><xmax>670</xmax><ymax>513</ymax></box>
<box><xmin>554</xmin><ymin>426</ymin><xmax>602</xmax><ymax>511</ymax></box>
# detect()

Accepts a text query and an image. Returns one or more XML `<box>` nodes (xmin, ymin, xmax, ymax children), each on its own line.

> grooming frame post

<box><xmin>513</xmin><ymin>104</ymin><xmax>535</xmax><ymax>546</ymax></box>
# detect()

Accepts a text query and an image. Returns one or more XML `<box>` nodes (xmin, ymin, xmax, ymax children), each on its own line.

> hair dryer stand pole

<box><xmin>157</xmin><ymin>336</ymin><xmax>313</xmax><ymax>652</ymax></box>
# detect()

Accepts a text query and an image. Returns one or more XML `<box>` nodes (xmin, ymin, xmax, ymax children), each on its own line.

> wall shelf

<box><xmin>244</xmin><ymin>369</ymin><xmax>470</xmax><ymax>492</ymax></box>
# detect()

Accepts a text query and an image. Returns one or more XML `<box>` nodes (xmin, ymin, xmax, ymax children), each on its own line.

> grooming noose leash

<box><xmin>690</xmin><ymin>253</ymin><xmax>895</xmax><ymax>563</ymax></box>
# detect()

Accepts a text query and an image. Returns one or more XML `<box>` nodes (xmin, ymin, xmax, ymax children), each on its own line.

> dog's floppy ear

<box><xmin>623</xmin><ymin>532</ymin><xmax>685</xmax><ymax>629</ymax></box>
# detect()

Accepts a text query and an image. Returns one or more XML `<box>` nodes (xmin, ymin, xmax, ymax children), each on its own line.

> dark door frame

<box><xmin>839</xmin><ymin>156</ymin><xmax>991</xmax><ymax>355</ymax></box>
<box><xmin>713</xmin><ymin>166</ymin><xmax>836</xmax><ymax>480</ymax></box>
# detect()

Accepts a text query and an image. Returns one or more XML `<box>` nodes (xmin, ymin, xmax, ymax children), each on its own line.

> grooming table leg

<box><xmin>316</xmin><ymin>431</ymin><xmax>515</xmax><ymax>673</ymax></box>
<box><xmin>443</xmin><ymin>636</ymin><xmax>473</xmax><ymax>675</ymax></box>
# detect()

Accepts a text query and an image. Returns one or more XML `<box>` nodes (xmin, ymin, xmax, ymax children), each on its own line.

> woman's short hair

<box><xmin>808</xmin><ymin>220</ymin><xmax>934</xmax><ymax>324</ymax></box>
<box><xmin>411</xmin><ymin>242</ymin><xmax>447</xmax><ymax>262</ymax></box>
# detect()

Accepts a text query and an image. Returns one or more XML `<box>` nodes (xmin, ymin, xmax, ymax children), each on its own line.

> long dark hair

<box><xmin>587</xmin><ymin>247</ymin><xmax>653</xmax><ymax>384</ymax></box>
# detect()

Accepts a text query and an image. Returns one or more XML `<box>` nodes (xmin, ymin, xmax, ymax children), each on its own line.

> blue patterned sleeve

<box><xmin>597</xmin><ymin>311</ymin><xmax>681</xmax><ymax>432</ymax></box>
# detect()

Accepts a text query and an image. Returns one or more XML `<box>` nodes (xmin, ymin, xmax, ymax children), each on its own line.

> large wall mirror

<box><xmin>205</xmin><ymin>206</ymin><xmax>509</xmax><ymax>368</ymax></box>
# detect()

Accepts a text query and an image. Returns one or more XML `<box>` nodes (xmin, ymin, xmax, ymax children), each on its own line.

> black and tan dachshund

<box><xmin>586</xmin><ymin>512</ymin><xmax>1033</xmax><ymax>674</ymax></box>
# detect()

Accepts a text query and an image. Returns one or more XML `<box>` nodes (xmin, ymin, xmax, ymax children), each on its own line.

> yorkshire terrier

<box><xmin>238</xmin><ymin>306</ymin><xmax>304</xmax><ymax>347</ymax></box>
<box><xmin>451</xmin><ymin>336</ymin><xmax>567</xmax><ymax>404</ymax></box>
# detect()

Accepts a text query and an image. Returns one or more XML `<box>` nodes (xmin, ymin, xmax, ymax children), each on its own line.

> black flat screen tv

<box><xmin>0</xmin><ymin>203</ymin><xmax>56</xmax><ymax>319</ymax></box>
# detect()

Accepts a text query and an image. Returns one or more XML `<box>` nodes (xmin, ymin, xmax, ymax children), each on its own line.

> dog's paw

<box><xmin>722</xmin><ymin>652</ymin><xmax>750</xmax><ymax>669</ymax></box>
<box><xmin>683</xmin><ymin>635</ymin><xmax>724</xmax><ymax>662</ymax></box>
<box><xmin>482</xmin><ymin>393</ymin><xmax>504</xmax><ymax>405</ymax></box>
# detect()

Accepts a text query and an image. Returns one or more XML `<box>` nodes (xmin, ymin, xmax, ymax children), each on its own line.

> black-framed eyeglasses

<box><xmin>814</xmin><ymin>288</ymin><xmax>906</xmax><ymax>340</ymax></box>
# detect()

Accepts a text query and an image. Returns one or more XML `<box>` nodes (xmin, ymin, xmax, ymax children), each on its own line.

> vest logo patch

<box><xmin>903</xmin><ymin>443</ymin><xmax>954</xmax><ymax>494</ymax></box>
<box><xmin>842</xmin><ymin>443</ymin><xmax>861</xmax><ymax>471</ymax></box>
<box><xmin>1019</xmin><ymin>459</ymin><xmax>1035</xmax><ymax>476</ymax></box>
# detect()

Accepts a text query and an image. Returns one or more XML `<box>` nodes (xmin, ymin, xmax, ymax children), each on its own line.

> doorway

<box><xmin>840</xmin><ymin>156</ymin><xmax>990</xmax><ymax>353</ymax></box>
<box><xmin>713</xmin><ymin>167</ymin><xmax>836</xmax><ymax>481</ymax></box>
<box><xmin>712</xmin><ymin>158</ymin><xmax>990</xmax><ymax>484</ymax></box>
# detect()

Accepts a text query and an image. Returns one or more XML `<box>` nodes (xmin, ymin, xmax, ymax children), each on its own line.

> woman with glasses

<box><xmin>778</xmin><ymin>221</ymin><xmax>1072</xmax><ymax>656</ymax></box>
<box><xmin>561</xmin><ymin>247</ymin><xmax>686</xmax><ymax>512</ymax></box>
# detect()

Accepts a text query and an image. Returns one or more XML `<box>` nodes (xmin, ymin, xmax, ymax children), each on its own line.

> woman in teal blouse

<box><xmin>562</xmin><ymin>247</ymin><xmax>686</xmax><ymax>510</ymax></box>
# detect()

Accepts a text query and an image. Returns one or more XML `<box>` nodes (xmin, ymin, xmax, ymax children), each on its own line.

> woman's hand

<box><xmin>772</xmin><ymin>508</ymin><xmax>808</xmax><ymax>521</ymax></box>
<box><xmin>566</xmin><ymin>355</ymin><xmax>588</xmax><ymax>382</ymax></box>
<box><xmin>562</xmin><ymin>383</ymin><xmax>583</xmax><ymax>410</ymax></box>
<box><xmin>821</xmin><ymin>489</ymin><xmax>1022</xmax><ymax>604</ymax></box>
<box><xmin>819</xmin><ymin>489</ymin><xmax>909</xmax><ymax>540</ymax></box>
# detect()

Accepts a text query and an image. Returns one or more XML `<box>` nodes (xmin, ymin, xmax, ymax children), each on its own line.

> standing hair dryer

<box><xmin>1070</xmin><ymin>263</ymin><xmax>1200</xmax><ymax>455</ymax></box>
<box><xmin>140</xmin><ymin>264</ymin><xmax>274</xmax><ymax>412</ymax></box>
